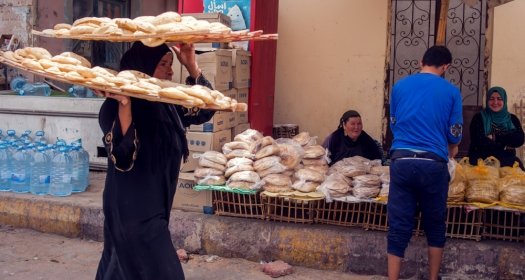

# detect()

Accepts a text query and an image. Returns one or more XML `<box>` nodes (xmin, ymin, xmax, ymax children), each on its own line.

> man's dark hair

<box><xmin>422</xmin><ymin>45</ymin><xmax>452</xmax><ymax>67</ymax></box>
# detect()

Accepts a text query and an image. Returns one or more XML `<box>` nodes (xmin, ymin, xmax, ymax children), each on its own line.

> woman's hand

<box><xmin>172</xmin><ymin>43</ymin><xmax>201</xmax><ymax>78</ymax></box>
<box><xmin>94</xmin><ymin>90</ymin><xmax>130</xmax><ymax>106</ymax></box>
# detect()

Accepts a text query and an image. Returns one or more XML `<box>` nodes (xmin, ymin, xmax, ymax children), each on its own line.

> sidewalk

<box><xmin>0</xmin><ymin>171</ymin><xmax>523</xmax><ymax>279</ymax></box>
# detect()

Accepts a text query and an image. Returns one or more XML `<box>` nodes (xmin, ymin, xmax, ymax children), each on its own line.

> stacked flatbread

<box><xmin>223</xmin><ymin>129</ymin><xmax>263</xmax><ymax>190</ymax></box>
<box><xmin>2</xmin><ymin>47</ymin><xmax>246</xmax><ymax>111</ymax></box>
<box><xmin>41</xmin><ymin>12</ymin><xmax>232</xmax><ymax>47</ymax></box>
<box><xmin>194</xmin><ymin>151</ymin><xmax>227</xmax><ymax>186</ymax></box>
<box><xmin>248</xmin><ymin>136</ymin><xmax>291</xmax><ymax>193</ymax></box>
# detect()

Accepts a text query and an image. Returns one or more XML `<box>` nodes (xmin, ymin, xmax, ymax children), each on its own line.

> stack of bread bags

<box><xmin>194</xmin><ymin>151</ymin><xmax>227</xmax><ymax>186</ymax></box>
<box><xmin>370</xmin><ymin>165</ymin><xmax>390</xmax><ymax>201</ymax></box>
<box><xmin>41</xmin><ymin>11</ymin><xmax>232</xmax><ymax>47</ymax></box>
<box><xmin>223</xmin><ymin>129</ymin><xmax>263</xmax><ymax>190</ymax></box>
<box><xmin>248</xmin><ymin>136</ymin><xmax>291</xmax><ymax>193</ymax></box>
<box><xmin>2</xmin><ymin>47</ymin><xmax>245</xmax><ymax>111</ymax></box>
<box><xmin>291</xmin><ymin>145</ymin><xmax>328</xmax><ymax>193</ymax></box>
<box><xmin>322</xmin><ymin>156</ymin><xmax>383</xmax><ymax>201</ymax></box>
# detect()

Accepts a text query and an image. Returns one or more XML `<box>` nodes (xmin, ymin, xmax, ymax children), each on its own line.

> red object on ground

<box><xmin>261</xmin><ymin>260</ymin><xmax>294</xmax><ymax>278</ymax></box>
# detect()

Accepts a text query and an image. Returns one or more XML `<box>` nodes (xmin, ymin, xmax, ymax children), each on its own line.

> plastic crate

<box><xmin>445</xmin><ymin>206</ymin><xmax>483</xmax><ymax>241</ymax></box>
<box><xmin>261</xmin><ymin>193</ymin><xmax>319</xmax><ymax>224</ymax></box>
<box><xmin>364</xmin><ymin>202</ymin><xmax>423</xmax><ymax>236</ymax></box>
<box><xmin>212</xmin><ymin>191</ymin><xmax>265</xmax><ymax>220</ymax></box>
<box><xmin>482</xmin><ymin>208</ymin><xmax>525</xmax><ymax>243</ymax></box>
<box><xmin>272</xmin><ymin>124</ymin><xmax>299</xmax><ymax>139</ymax></box>
<box><xmin>315</xmin><ymin>200</ymin><xmax>367</xmax><ymax>227</ymax></box>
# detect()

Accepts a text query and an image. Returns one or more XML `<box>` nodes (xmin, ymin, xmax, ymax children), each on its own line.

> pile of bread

<box><xmin>192</xmin><ymin>129</ymin><xmax>328</xmax><ymax>196</ymax></box>
<box><xmin>1</xmin><ymin>47</ymin><xmax>245</xmax><ymax>111</ymax></box>
<box><xmin>40</xmin><ymin>11</ymin><xmax>232</xmax><ymax>47</ymax></box>
<box><xmin>318</xmin><ymin>156</ymin><xmax>388</xmax><ymax>201</ymax></box>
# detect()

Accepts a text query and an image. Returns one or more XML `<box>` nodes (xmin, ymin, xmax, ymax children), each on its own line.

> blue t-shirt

<box><xmin>390</xmin><ymin>73</ymin><xmax>463</xmax><ymax>160</ymax></box>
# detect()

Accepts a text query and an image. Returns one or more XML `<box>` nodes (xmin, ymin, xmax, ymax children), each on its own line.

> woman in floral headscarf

<box><xmin>468</xmin><ymin>86</ymin><xmax>524</xmax><ymax>169</ymax></box>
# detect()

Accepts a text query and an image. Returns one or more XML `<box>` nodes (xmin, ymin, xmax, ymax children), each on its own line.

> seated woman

<box><xmin>324</xmin><ymin>110</ymin><xmax>383</xmax><ymax>165</ymax></box>
<box><xmin>468</xmin><ymin>86</ymin><xmax>525</xmax><ymax>169</ymax></box>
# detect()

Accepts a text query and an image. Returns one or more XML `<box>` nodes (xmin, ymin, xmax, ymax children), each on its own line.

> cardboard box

<box><xmin>232</xmin><ymin>123</ymin><xmax>251</xmax><ymax>139</ymax></box>
<box><xmin>236</xmin><ymin>87</ymin><xmax>249</xmax><ymax>103</ymax></box>
<box><xmin>186</xmin><ymin>129</ymin><xmax>232</xmax><ymax>152</ymax></box>
<box><xmin>172</xmin><ymin>172</ymin><xmax>213</xmax><ymax>213</ymax></box>
<box><xmin>180</xmin><ymin>150</ymin><xmax>203</xmax><ymax>172</ymax></box>
<box><xmin>189</xmin><ymin>113</ymin><xmax>230</xmax><ymax>132</ymax></box>
<box><xmin>231</xmin><ymin>49</ymin><xmax>251</xmax><ymax>88</ymax></box>
<box><xmin>236</xmin><ymin>87</ymin><xmax>249</xmax><ymax>124</ymax></box>
<box><xmin>181</xmin><ymin>49</ymin><xmax>233</xmax><ymax>91</ymax></box>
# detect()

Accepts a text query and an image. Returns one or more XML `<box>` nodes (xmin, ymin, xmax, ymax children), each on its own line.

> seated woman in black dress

<box><xmin>468</xmin><ymin>86</ymin><xmax>525</xmax><ymax>169</ymax></box>
<box><xmin>324</xmin><ymin>110</ymin><xmax>383</xmax><ymax>166</ymax></box>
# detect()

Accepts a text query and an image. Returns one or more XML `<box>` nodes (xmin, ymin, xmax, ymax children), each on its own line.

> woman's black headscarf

<box><xmin>119</xmin><ymin>41</ymin><xmax>189</xmax><ymax>170</ymax></box>
<box><xmin>120</xmin><ymin>41</ymin><xmax>170</xmax><ymax>76</ymax></box>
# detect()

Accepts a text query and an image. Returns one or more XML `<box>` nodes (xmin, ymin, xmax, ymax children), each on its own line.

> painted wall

<box><xmin>490</xmin><ymin>0</ymin><xmax>525</xmax><ymax>112</ymax></box>
<box><xmin>274</xmin><ymin>0</ymin><xmax>388</xmax><ymax>142</ymax></box>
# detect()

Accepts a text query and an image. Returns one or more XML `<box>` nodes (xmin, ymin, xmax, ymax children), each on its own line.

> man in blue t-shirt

<box><xmin>388</xmin><ymin>46</ymin><xmax>463</xmax><ymax>280</ymax></box>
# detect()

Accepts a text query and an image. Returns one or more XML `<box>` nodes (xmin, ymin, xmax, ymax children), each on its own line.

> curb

<box><xmin>0</xmin><ymin>172</ymin><xmax>523</xmax><ymax>279</ymax></box>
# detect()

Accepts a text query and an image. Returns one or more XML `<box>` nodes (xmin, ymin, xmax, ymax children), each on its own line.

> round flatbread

<box><xmin>2</xmin><ymin>51</ymin><xmax>18</xmax><ymax>62</ymax></box>
<box><xmin>120</xmin><ymin>84</ymin><xmax>150</xmax><ymax>95</ymax></box>
<box><xmin>75</xmin><ymin>65</ymin><xmax>97</xmax><ymax>78</ymax></box>
<box><xmin>177</xmin><ymin>85</ymin><xmax>214</xmax><ymax>104</ymax></box>
<box><xmin>158</xmin><ymin>87</ymin><xmax>191</xmax><ymax>100</ymax></box>
<box><xmin>152</xmin><ymin>11</ymin><xmax>181</xmax><ymax>26</ymax></box>
<box><xmin>69</xmin><ymin>25</ymin><xmax>96</xmax><ymax>35</ymax></box>
<box><xmin>54</xmin><ymin>23</ymin><xmax>72</xmax><ymax>30</ymax></box>
<box><xmin>64</xmin><ymin>71</ymin><xmax>86</xmax><ymax>82</ymax></box>
<box><xmin>59</xmin><ymin>52</ymin><xmax>91</xmax><ymax>68</ymax></box>
<box><xmin>27</xmin><ymin>47</ymin><xmax>52</xmax><ymax>60</ymax></box>
<box><xmin>56</xmin><ymin>63</ymin><xmax>78</xmax><ymax>73</ymax></box>
<box><xmin>51</xmin><ymin>55</ymin><xmax>81</xmax><ymax>66</ymax></box>
<box><xmin>92</xmin><ymin>66</ymin><xmax>117</xmax><ymax>77</ymax></box>
<box><xmin>38</xmin><ymin>59</ymin><xmax>57</xmax><ymax>69</ymax></box>
<box><xmin>44</xmin><ymin>66</ymin><xmax>63</xmax><ymax>76</ymax></box>
<box><xmin>21</xmin><ymin>58</ymin><xmax>44</xmax><ymax>71</ymax></box>
<box><xmin>140</xmin><ymin>37</ymin><xmax>166</xmax><ymax>47</ymax></box>
<box><xmin>114</xmin><ymin>18</ymin><xmax>138</xmax><ymax>32</ymax></box>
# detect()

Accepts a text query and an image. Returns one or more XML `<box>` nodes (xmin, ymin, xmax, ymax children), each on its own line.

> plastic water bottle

<box><xmin>73</xmin><ymin>140</ymin><xmax>90</xmax><ymax>191</ymax></box>
<box><xmin>10</xmin><ymin>76</ymin><xmax>27</xmax><ymax>93</ymax></box>
<box><xmin>34</xmin><ymin>131</ymin><xmax>46</xmax><ymax>145</ymax></box>
<box><xmin>30</xmin><ymin>146</ymin><xmax>51</xmax><ymax>195</ymax></box>
<box><xmin>49</xmin><ymin>146</ymin><xmax>72</xmax><ymax>196</ymax></box>
<box><xmin>20</xmin><ymin>130</ymin><xmax>32</xmax><ymax>142</ymax></box>
<box><xmin>10</xmin><ymin>146</ymin><xmax>32</xmax><ymax>193</ymax></box>
<box><xmin>68</xmin><ymin>85</ymin><xmax>94</xmax><ymax>98</ymax></box>
<box><xmin>45</xmin><ymin>144</ymin><xmax>55</xmax><ymax>159</ymax></box>
<box><xmin>5</xmin><ymin>130</ymin><xmax>17</xmax><ymax>142</ymax></box>
<box><xmin>69</xmin><ymin>146</ymin><xmax>83</xmax><ymax>192</ymax></box>
<box><xmin>0</xmin><ymin>143</ymin><xmax>11</xmax><ymax>191</ymax></box>
<box><xmin>0</xmin><ymin>129</ymin><xmax>3</xmax><ymax>141</ymax></box>
<box><xmin>19</xmin><ymin>82</ymin><xmax>51</xmax><ymax>97</ymax></box>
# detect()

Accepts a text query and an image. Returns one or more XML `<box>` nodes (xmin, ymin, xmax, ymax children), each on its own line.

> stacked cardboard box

<box><xmin>230</xmin><ymin>49</ymin><xmax>251</xmax><ymax>139</ymax></box>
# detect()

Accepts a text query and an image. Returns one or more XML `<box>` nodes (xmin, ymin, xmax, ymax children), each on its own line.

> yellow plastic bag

<box><xmin>499</xmin><ymin>162</ymin><xmax>525</xmax><ymax>178</ymax></box>
<box><xmin>448</xmin><ymin>159</ymin><xmax>466</xmax><ymax>202</ymax></box>
<box><xmin>498</xmin><ymin>172</ymin><xmax>525</xmax><ymax>206</ymax></box>
<box><xmin>464</xmin><ymin>157</ymin><xmax>500</xmax><ymax>182</ymax></box>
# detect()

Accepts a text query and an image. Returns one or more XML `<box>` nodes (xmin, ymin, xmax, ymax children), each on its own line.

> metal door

<box><xmin>385</xmin><ymin>0</ymin><xmax>487</xmax><ymax>156</ymax></box>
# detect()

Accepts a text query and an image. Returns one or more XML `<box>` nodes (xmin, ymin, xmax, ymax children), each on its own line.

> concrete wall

<box><xmin>490</xmin><ymin>0</ymin><xmax>525</xmax><ymax>112</ymax></box>
<box><xmin>0</xmin><ymin>0</ymin><xmax>33</xmax><ymax>48</ymax></box>
<box><xmin>274</xmin><ymin>0</ymin><xmax>388</xmax><ymax>142</ymax></box>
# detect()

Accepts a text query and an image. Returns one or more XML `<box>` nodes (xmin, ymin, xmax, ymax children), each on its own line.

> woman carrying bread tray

<box><xmin>468</xmin><ymin>86</ymin><xmax>525</xmax><ymax>169</ymax></box>
<box><xmin>95</xmin><ymin>42</ymin><xmax>214</xmax><ymax>280</ymax></box>
<box><xmin>323</xmin><ymin>110</ymin><xmax>384</xmax><ymax>166</ymax></box>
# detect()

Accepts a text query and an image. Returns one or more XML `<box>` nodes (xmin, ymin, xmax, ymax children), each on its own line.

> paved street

<box><xmin>0</xmin><ymin>224</ymin><xmax>386</xmax><ymax>280</ymax></box>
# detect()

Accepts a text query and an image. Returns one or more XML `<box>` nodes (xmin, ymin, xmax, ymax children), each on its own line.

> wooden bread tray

<box><xmin>32</xmin><ymin>29</ymin><xmax>278</xmax><ymax>44</ymax></box>
<box><xmin>0</xmin><ymin>56</ymin><xmax>245</xmax><ymax>112</ymax></box>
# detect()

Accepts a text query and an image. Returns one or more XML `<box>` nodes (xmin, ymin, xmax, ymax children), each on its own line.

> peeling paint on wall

<box><xmin>0</xmin><ymin>1</ymin><xmax>32</xmax><ymax>47</ymax></box>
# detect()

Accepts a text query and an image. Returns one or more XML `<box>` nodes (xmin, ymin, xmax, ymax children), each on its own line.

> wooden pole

<box><xmin>436</xmin><ymin>0</ymin><xmax>450</xmax><ymax>45</ymax></box>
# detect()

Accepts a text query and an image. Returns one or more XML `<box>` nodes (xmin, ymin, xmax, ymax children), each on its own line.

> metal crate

<box><xmin>315</xmin><ymin>200</ymin><xmax>367</xmax><ymax>228</ymax></box>
<box><xmin>445</xmin><ymin>206</ymin><xmax>483</xmax><ymax>241</ymax></box>
<box><xmin>212</xmin><ymin>191</ymin><xmax>265</xmax><ymax>220</ymax></box>
<box><xmin>482</xmin><ymin>208</ymin><xmax>525</xmax><ymax>243</ymax></box>
<box><xmin>261</xmin><ymin>193</ymin><xmax>319</xmax><ymax>224</ymax></box>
